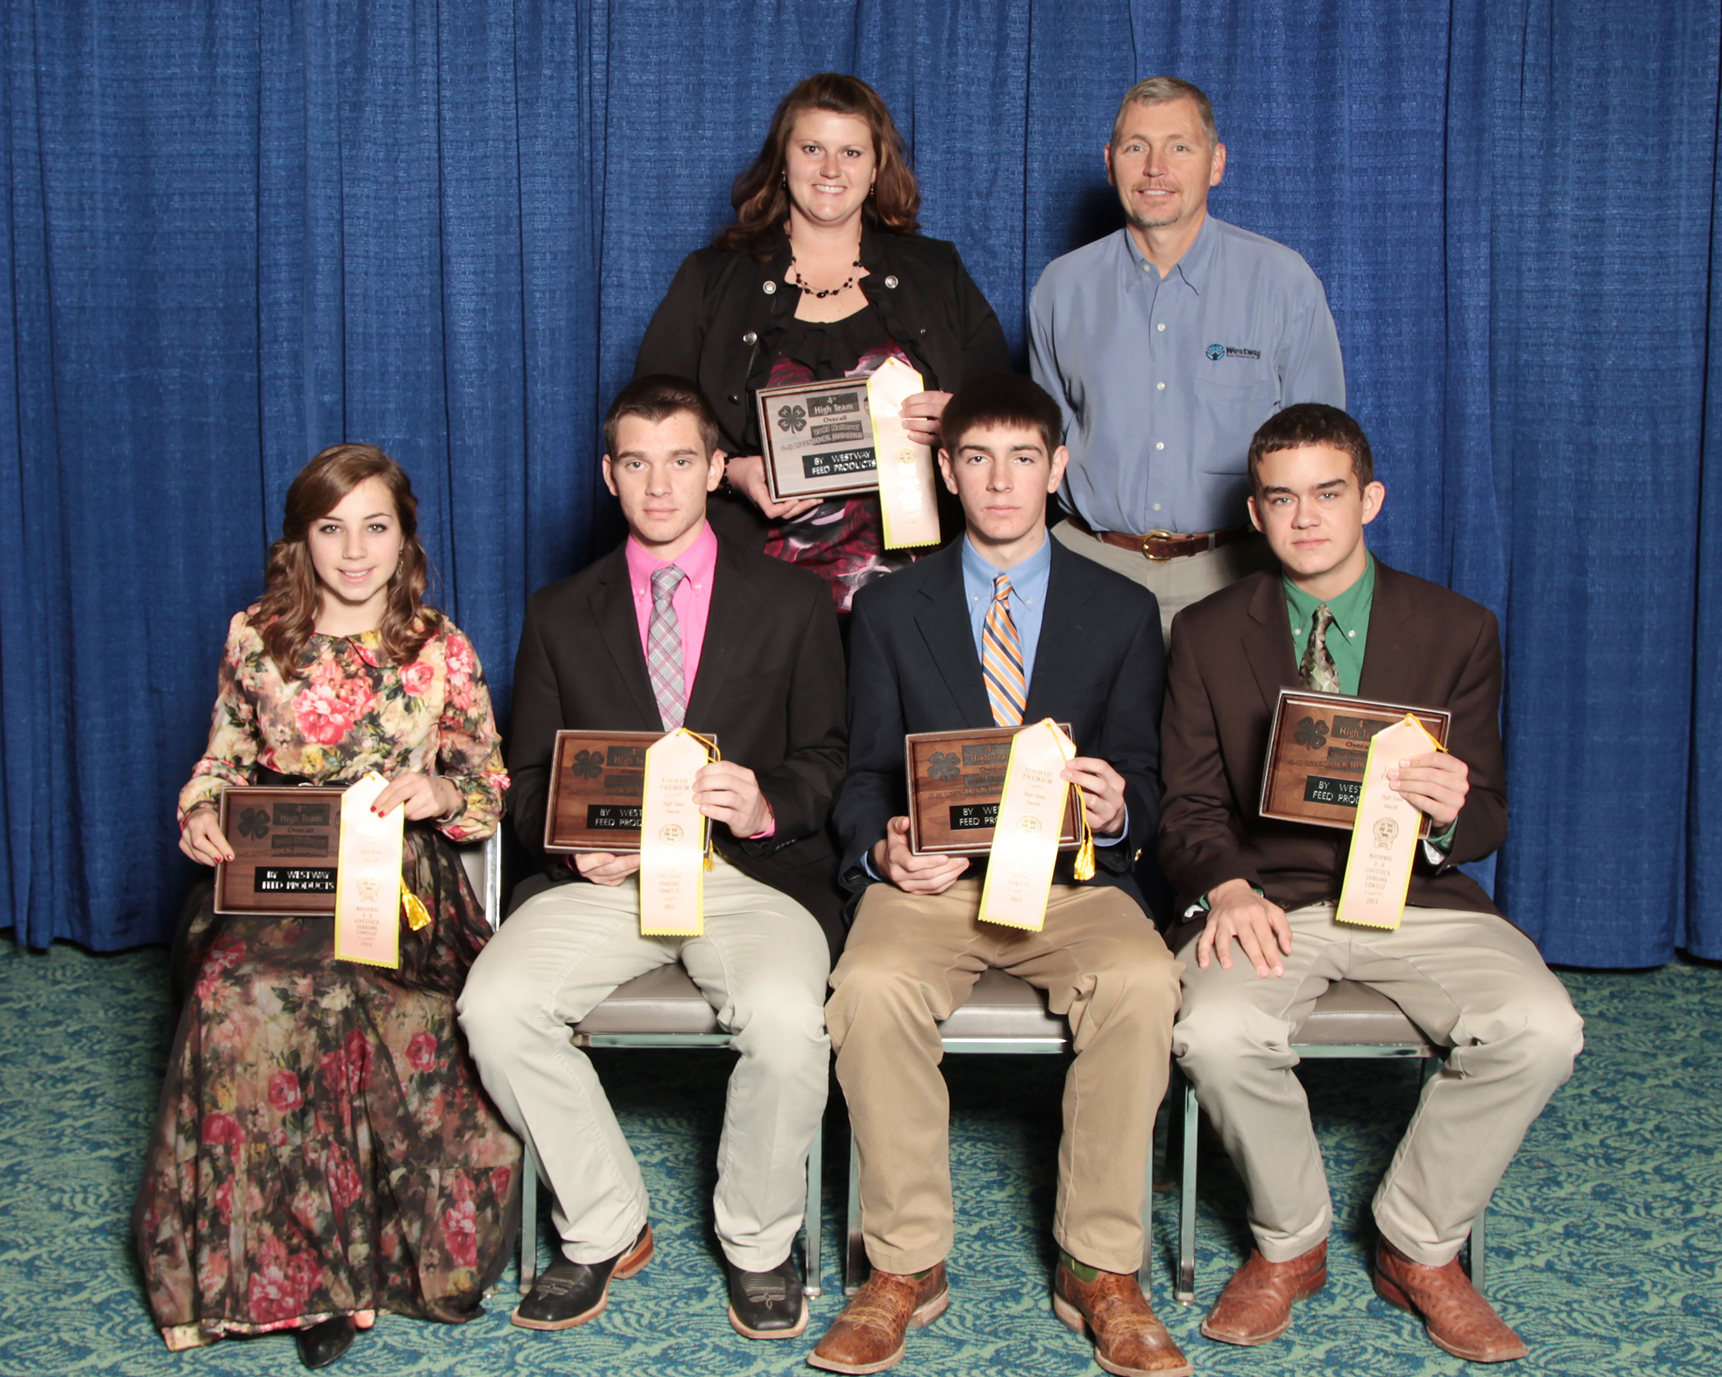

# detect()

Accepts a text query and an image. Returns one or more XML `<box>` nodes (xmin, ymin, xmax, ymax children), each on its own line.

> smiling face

<box><xmin>783</xmin><ymin>109</ymin><xmax>877</xmax><ymax>232</ymax></box>
<box><xmin>1104</xmin><ymin>95</ymin><xmax>1226</xmax><ymax>244</ymax></box>
<box><xmin>306</xmin><ymin>476</ymin><xmax>405</xmax><ymax>624</ymax></box>
<box><xmin>1248</xmin><ymin>443</ymin><xmax>1385</xmax><ymax>600</ymax></box>
<box><xmin>602</xmin><ymin>410</ymin><xmax>724</xmax><ymax>559</ymax></box>
<box><xmin>939</xmin><ymin>422</ymin><xmax>1071</xmax><ymax>569</ymax></box>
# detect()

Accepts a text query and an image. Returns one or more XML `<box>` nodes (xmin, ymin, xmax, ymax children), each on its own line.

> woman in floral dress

<box><xmin>134</xmin><ymin>444</ymin><xmax>520</xmax><ymax>1368</ymax></box>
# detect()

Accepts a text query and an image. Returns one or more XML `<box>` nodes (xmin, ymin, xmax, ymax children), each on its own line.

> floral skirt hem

<box><xmin>162</xmin><ymin>1309</ymin><xmax>378</xmax><ymax>1352</ymax></box>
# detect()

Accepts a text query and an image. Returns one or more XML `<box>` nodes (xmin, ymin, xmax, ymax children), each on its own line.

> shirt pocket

<box><xmin>1191</xmin><ymin>366</ymin><xmax>1280</xmax><ymax>474</ymax></box>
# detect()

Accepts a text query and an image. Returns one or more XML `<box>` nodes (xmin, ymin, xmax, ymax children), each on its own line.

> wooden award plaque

<box><xmin>755</xmin><ymin>377</ymin><xmax>881</xmax><ymax>501</ymax></box>
<box><xmin>213</xmin><ymin>786</ymin><xmax>345</xmax><ymax>916</ymax></box>
<box><xmin>543</xmin><ymin>730</ymin><xmax>716</xmax><ymax>854</ymax></box>
<box><xmin>905</xmin><ymin>725</ymin><xmax>1082</xmax><ymax>856</ymax></box>
<box><xmin>1258</xmin><ymin>690</ymin><xmax>1452</xmax><ymax>836</ymax></box>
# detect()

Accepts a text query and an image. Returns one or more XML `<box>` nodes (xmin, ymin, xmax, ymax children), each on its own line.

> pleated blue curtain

<box><xmin>2</xmin><ymin>0</ymin><xmax>1719</xmax><ymax>964</ymax></box>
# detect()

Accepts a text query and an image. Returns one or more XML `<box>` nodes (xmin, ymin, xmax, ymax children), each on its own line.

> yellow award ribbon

<box><xmin>977</xmin><ymin>720</ymin><xmax>1077</xmax><ymax>931</ymax></box>
<box><xmin>639</xmin><ymin>728</ymin><xmax>717</xmax><ymax>935</ymax></box>
<box><xmin>866</xmin><ymin>357</ymin><xmax>941</xmax><ymax>550</ymax></box>
<box><xmin>333</xmin><ymin>772</ymin><xmax>404</xmax><ymax>968</ymax></box>
<box><xmin>1334</xmin><ymin>714</ymin><xmax>1446</xmax><ymax>930</ymax></box>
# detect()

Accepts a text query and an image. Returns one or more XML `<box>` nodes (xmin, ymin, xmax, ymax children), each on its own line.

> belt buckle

<box><xmin>1141</xmin><ymin>529</ymin><xmax>1178</xmax><ymax>562</ymax></box>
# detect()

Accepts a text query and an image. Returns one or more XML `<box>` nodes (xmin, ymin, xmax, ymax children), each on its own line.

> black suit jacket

<box><xmin>1159</xmin><ymin>560</ymin><xmax>1507</xmax><ymax>952</ymax></box>
<box><xmin>508</xmin><ymin>536</ymin><xmax>849</xmax><ymax>955</ymax></box>
<box><xmin>834</xmin><ymin>538</ymin><xmax>1163</xmax><ymax>912</ymax></box>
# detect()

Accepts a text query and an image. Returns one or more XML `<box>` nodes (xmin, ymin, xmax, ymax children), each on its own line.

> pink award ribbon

<box><xmin>1335</xmin><ymin>714</ymin><xmax>1447</xmax><ymax>930</ymax></box>
<box><xmin>867</xmin><ymin>356</ymin><xmax>941</xmax><ymax>551</ymax></box>
<box><xmin>333</xmin><ymin>771</ymin><xmax>404</xmax><ymax>968</ymax></box>
<box><xmin>639</xmin><ymin>728</ymin><xmax>714</xmax><ymax>936</ymax></box>
<box><xmin>977</xmin><ymin>719</ymin><xmax>1077</xmax><ymax>931</ymax></box>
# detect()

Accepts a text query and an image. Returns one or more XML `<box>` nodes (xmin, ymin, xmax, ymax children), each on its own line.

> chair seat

<box><xmin>937</xmin><ymin>968</ymin><xmax>1068</xmax><ymax>1041</ymax></box>
<box><xmin>570</xmin><ymin>964</ymin><xmax>721</xmax><ymax>1037</ymax></box>
<box><xmin>1291</xmin><ymin>979</ymin><xmax>1435</xmax><ymax>1048</ymax></box>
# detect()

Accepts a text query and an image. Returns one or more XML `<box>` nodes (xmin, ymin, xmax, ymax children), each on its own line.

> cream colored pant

<box><xmin>1174</xmin><ymin>903</ymin><xmax>1583</xmax><ymax>1266</ymax></box>
<box><xmin>1053</xmin><ymin>517</ymin><xmax>1275</xmax><ymax>645</ymax></box>
<box><xmin>827</xmin><ymin>877</ymin><xmax>1181</xmax><ymax>1276</ymax></box>
<box><xmin>457</xmin><ymin>857</ymin><xmax>830</xmax><ymax>1270</ymax></box>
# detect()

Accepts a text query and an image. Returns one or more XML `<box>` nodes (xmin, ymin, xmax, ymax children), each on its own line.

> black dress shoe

<box><xmin>294</xmin><ymin>1316</ymin><xmax>356</xmax><ymax>1369</ymax></box>
<box><xmin>725</xmin><ymin>1254</ymin><xmax>808</xmax><ymax>1339</ymax></box>
<box><xmin>511</xmin><ymin>1223</ymin><xmax>654</xmax><ymax>1330</ymax></box>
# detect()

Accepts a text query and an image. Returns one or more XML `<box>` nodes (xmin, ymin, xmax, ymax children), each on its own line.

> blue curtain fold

<box><xmin>2</xmin><ymin>0</ymin><xmax>1718</xmax><ymax>964</ymax></box>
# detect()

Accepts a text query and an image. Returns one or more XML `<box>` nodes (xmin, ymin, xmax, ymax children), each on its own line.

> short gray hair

<box><xmin>1110</xmin><ymin>76</ymin><xmax>1218</xmax><ymax>149</ymax></box>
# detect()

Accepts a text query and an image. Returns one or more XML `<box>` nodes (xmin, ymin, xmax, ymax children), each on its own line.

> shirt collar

<box><xmin>1283</xmin><ymin>551</ymin><xmax>1376</xmax><ymax>638</ymax></box>
<box><xmin>625</xmin><ymin>521</ymin><xmax>719</xmax><ymax>593</ymax></box>
<box><xmin>961</xmin><ymin>530</ymin><xmax>1053</xmax><ymax>604</ymax></box>
<box><xmin>1118</xmin><ymin>214</ymin><xmax>1216</xmax><ymax>295</ymax></box>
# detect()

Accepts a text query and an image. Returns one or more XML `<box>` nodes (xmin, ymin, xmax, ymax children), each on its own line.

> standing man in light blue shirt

<box><xmin>1030</xmin><ymin>76</ymin><xmax>1345</xmax><ymax>640</ymax></box>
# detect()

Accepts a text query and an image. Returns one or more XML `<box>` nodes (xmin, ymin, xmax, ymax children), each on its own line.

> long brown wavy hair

<box><xmin>715</xmin><ymin>73</ymin><xmax>920</xmax><ymax>259</ymax></box>
<box><xmin>253</xmin><ymin>443</ymin><xmax>434</xmax><ymax>675</ymax></box>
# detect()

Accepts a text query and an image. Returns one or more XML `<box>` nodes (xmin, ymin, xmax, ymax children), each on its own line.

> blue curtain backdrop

<box><xmin>2</xmin><ymin>1</ymin><xmax>1718</xmax><ymax>965</ymax></box>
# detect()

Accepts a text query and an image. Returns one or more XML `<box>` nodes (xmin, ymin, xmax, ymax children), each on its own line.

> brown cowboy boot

<box><xmin>807</xmin><ymin>1263</ymin><xmax>949</xmax><ymax>1374</ymax></box>
<box><xmin>1375</xmin><ymin>1239</ymin><xmax>1528</xmax><ymax>1362</ymax></box>
<box><xmin>1052</xmin><ymin>1261</ymin><xmax>1193</xmax><ymax>1377</ymax></box>
<box><xmin>1200</xmin><ymin>1240</ymin><xmax>1327</xmax><ymax>1344</ymax></box>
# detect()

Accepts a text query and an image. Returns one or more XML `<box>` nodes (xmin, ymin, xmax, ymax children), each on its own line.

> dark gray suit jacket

<box><xmin>834</xmin><ymin>538</ymin><xmax>1164</xmax><ymax>912</ymax></box>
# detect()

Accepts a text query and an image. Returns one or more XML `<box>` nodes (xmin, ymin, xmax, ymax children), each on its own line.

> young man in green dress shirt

<box><xmin>1160</xmin><ymin>403</ymin><xmax>1582</xmax><ymax>1363</ymax></box>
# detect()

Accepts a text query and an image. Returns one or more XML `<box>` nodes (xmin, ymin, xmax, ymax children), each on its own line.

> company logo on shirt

<box><xmin>1206</xmin><ymin>343</ymin><xmax>1262</xmax><ymax>361</ymax></box>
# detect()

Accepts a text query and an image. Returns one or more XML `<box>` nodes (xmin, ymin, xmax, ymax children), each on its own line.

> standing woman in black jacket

<box><xmin>634</xmin><ymin>73</ymin><xmax>1011</xmax><ymax>613</ymax></box>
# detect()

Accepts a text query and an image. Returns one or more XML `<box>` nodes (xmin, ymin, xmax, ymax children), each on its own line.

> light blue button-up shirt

<box><xmin>1029</xmin><ymin>216</ymin><xmax>1345</xmax><ymax>536</ymax></box>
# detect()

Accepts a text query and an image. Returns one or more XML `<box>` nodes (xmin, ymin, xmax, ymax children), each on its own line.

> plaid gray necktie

<box><xmin>646</xmin><ymin>565</ymin><xmax>687</xmax><ymax>728</ymax></box>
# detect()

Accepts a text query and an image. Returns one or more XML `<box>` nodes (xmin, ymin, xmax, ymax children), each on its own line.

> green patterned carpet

<box><xmin>1</xmin><ymin>943</ymin><xmax>1717</xmax><ymax>1376</ymax></box>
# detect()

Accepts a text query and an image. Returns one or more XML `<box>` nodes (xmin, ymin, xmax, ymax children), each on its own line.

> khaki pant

<box><xmin>826</xmin><ymin>877</ymin><xmax>1182</xmax><ymax>1276</ymax></box>
<box><xmin>1174</xmin><ymin>903</ymin><xmax>1583</xmax><ymax>1266</ymax></box>
<box><xmin>1053</xmin><ymin>518</ymin><xmax>1275</xmax><ymax>645</ymax></box>
<box><xmin>457</xmin><ymin>857</ymin><xmax>830</xmax><ymax>1271</ymax></box>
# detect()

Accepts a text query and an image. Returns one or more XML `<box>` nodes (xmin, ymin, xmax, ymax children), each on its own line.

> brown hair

<box><xmin>253</xmin><ymin>443</ymin><xmax>433</xmax><ymax>675</ymax></box>
<box><xmin>939</xmin><ymin>374</ymin><xmax>1064</xmax><ymax>459</ymax></box>
<box><xmin>1111</xmin><ymin>75</ymin><xmax>1219</xmax><ymax>148</ymax></box>
<box><xmin>714</xmin><ymin>74</ymin><xmax>920</xmax><ymax>258</ymax></box>
<box><xmin>603</xmin><ymin>376</ymin><xmax>723</xmax><ymax>457</ymax></box>
<box><xmin>1247</xmin><ymin>403</ymin><xmax>1376</xmax><ymax>496</ymax></box>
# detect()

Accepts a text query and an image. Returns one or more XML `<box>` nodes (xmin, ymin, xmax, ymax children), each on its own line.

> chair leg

<box><xmin>803</xmin><ymin>1112</ymin><xmax>823</xmax><ymax>1298</ymax></box>
<box><xmin>1177</xmin><ymin>1074</ymin><xmax>1198</xmax><ymax>1305</ymax></box>
<box><xmin>1468</xmin><ymin>1208</ymin><xmax>1485</xmax><ymax>1293</ymax></box>
<box><xmin>844</xmin><ymin>1127</ymin><xmax>866</xmax><ymax>1296</ymax></box>
<box><xmin>519</xmin><ymin>1140</ymin><xmax>540</xmax><ymax>1294</ymax></box>
<box><xmin>1137</xmin><ymin>1098</ymin><xmax>1156</xmax><ymax>1292</ymax></box>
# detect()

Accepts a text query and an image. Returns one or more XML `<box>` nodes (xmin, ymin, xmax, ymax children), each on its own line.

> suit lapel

<box><xmin>1356</xmin><ymin>561</ymin><xmax>1419</xmax><ymax>704</ymax></box>
<box><xmin>684</xmin><ymin>544</ymin><xmax>744</xmax><ymax>725</ymax></box>
<box><xmin>914</xmin><ymin>545</ymin><xmax>992</xmax><ymax>723</ymax></box>
<box><xmin>1022</xmin><ymin>545</ymin><xmax>1086</xmax><ymax>722</ymax></box>
<box><xmin>589</xmin><ymin>551</ymin><xmax>662</xmax><ymax>728</ymax></box>
<box><xmin>1241</xmin><ymin>571</ymin><xmax>1299</xmax><ymax>714</ymax></box>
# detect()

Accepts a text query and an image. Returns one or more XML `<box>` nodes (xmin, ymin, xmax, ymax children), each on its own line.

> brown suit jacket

<box><xmin>1159</xmin><ymin>559</ymin><xmax>1506</xmax><ymax>952</ymax></box>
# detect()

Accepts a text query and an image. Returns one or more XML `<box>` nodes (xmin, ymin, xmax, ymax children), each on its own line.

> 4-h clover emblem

<box><xmin>571</xmin><ymin>749</ymin><xmax>603</xmax><ymax>780</ymax></box>
<box><xmin>927</xmin><ymin>751</ymin><xmax>960</xmax><ymax>782</ymax></box>
<box><xmin>1293</xmin><ymin>716</ymin><xmax>1329</xmax><ymax>750</ymax></box>
<box><xmin>237</xmin><ymin>806</ymin><xmax>270</xmax><ymax>841</ymax></box>
<box><xmin>776</xmin><ymin>404</ymin><xmax>807</xmax><ymax>434</ymax></box>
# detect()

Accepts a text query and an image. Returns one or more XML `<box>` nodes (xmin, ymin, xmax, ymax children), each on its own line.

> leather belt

<box><xmin>1065</xmin><ymin>512</ymin><xmax>1251</xmax><ymax>563</ymax></box>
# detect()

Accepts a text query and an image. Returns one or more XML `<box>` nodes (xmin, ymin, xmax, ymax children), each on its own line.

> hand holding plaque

<box><xmin>543</xmin><ymin>730</ymin><xmax>716</xmax><ymax>855</ymax></box>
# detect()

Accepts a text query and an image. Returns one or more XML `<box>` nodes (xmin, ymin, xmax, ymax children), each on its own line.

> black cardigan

<box><xmin>634</xmin><ymin>223</ymin><xmax>1012</xmax><ymax>457</ymax></box>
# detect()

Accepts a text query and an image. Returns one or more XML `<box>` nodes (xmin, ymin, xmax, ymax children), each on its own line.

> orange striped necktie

<box><xmin>982</xmin><ymin>573</ymin><xmax>1027</xmax><ymax>726</ymax></box>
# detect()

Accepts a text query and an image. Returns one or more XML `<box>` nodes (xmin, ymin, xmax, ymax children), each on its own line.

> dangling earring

<box><xmin>781</xmin><ymin>171</ymin><xmax>788</xmax><ymax>188</ymax></box>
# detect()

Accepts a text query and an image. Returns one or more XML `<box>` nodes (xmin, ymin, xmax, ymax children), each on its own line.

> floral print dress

<box><xmin>133</xmin><ymin>610</ymin><xmax>521</xmax><ymax>1351</ymax></box>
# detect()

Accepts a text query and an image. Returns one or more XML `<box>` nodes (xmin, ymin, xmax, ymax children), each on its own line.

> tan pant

<box><xmin>1052</xmin><ymin>518</ymin><xmax>1275</xmax><ymax>645</ymax></box>
<box><xmin>457</xmin><ymin>857</ymin><xmax>830</xmax><ymax>1271</ymax></box>
<box><xmin>1174</xmin><ymin>903</ymin><xmax>1584</xmax><ymax>1266</ymax></box>
<box><xmin>827</xmin><ymin>877</ymin><xmax>1182</xmax><ymax>1275</ymax></box>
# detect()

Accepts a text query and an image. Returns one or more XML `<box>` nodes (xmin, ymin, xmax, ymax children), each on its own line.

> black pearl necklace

<box><xmin>788</xmin><ymin>257</ymin><xmax>864</xmax><ymax>299</ymax></box>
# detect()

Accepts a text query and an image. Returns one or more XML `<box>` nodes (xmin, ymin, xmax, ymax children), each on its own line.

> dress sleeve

<box><xmin>177</xmin><ymin>612</ymin><xmax>263</xmax><ymax>825</ymax></box>
<box><xmin>434</xmin><ymin>623</ymin><xmax>509</xmax><ymax>842</ymax></box>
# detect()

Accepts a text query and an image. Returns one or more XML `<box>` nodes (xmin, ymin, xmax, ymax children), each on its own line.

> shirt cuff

<box><xmin>747</xmin><ymin>802</ymin><xmax>776</xmax><ymax>840</ymax></box>
<box><xmin>1421</xmin><ymin>817</ymin><xmax>1458</xmax><ymax>865</ymax></box>
<box><xmin>1093</xmin><ymin>804</ymin><xmax>1127</xmax><ymax>847</ymax></box>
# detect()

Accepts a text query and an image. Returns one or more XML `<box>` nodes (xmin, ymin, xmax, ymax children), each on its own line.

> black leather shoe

<box><xmin>294</xmin><ymin>1316</ymin><xmax>356</xmax><ymax>1369</ymax></box>
<box><xmin>511</xmin><ymin>1223</ymin><xmax>654</xmax><ymax>1330</ymax></box>
<box><xmin>725</xmin><ymin>1254</ymin><xmax>808</xmax><ymax>1339</ymax></box>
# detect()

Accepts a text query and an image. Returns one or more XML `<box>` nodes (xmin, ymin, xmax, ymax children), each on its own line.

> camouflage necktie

<box><xmin>1300</xmin><ymin>603</ymin><xmax>1342</xmax><ymax>694</ymax></box>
